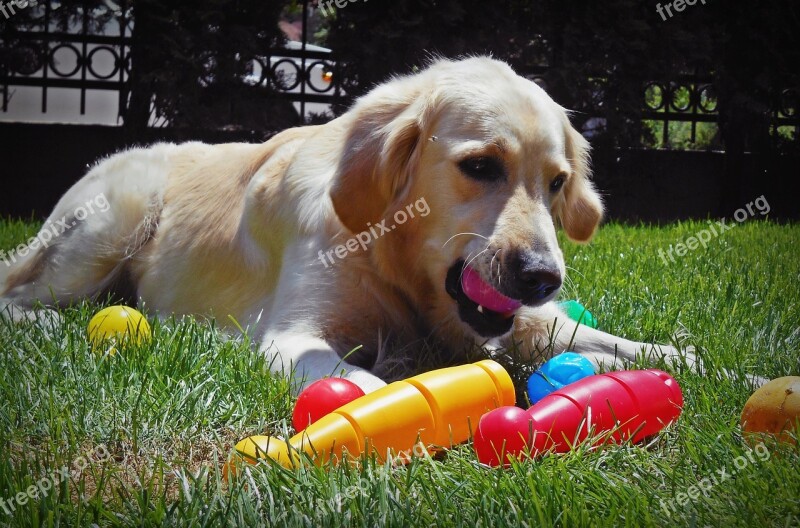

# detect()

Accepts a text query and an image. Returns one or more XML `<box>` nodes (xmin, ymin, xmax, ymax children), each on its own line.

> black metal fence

<box><xmin>644</xmin><ymin>76</ymin><xmax>720</xmax><ymax>146</ymax></box>
<box><xmin>0</xmin><ymin>1</ymin><xmax>342</xmax><ymax>126</ymax></box>
<box><xmin>1</xmin><ymin>1</ymin><xmax>132</xmax><ymax>119</ymax></box>
<box><xmin>247</xmin><ymin>45</ymin><xmax>341</xmax><ymax>123</ymax></box>
<box><xmin>642</xmin><ymin>75</ymin><xmax>798</xmax><ymax>149</ymax></box>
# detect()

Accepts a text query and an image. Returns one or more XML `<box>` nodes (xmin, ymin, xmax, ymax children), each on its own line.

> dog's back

<box><xmin>2</xmin><ymin>143</ymin><xmax>179</xmax><ymax>307</ymax></box>
<box><xmin>1</xmin><ymin>123</ymin><xmax>323</xmax><ymax>323</ymax></box>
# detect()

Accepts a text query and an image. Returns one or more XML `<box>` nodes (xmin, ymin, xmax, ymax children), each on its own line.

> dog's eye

<box><xmin>550</xmin><ymin>173</ymin><xmax>567</xmax><ymax>193</ymax></box>
<box><xmin>458</xmin><ymin>156</ymin><xmax>505</xmax><ymax>182</ymax></box>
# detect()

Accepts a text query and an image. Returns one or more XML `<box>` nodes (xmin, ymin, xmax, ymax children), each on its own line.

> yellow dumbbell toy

<box><xmin>231</xmin><ymin>360</ymin><xmax>515</xmax><ymax>469</ymax></box>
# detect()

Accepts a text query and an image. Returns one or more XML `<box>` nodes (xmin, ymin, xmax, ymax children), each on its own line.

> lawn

<box><xmin>0</xmin><ymin>218</ymin><xmax>798</xmax><ymax>527</ymax></box>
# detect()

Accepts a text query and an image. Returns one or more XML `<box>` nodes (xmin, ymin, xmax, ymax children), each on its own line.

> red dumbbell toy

<box><xmin>474</xmin><ymin>369</ymin><xmax>684</xmax><ymax>466</ymax></box>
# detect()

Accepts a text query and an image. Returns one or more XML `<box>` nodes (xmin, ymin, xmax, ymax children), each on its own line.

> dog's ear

<box><xmin>556</xmin><ymin>125</ymin><xmax>604</xmax><ymax>242</ymax></box>
<box><xmin>330</xmin><ymin>80</ymin><xmax>430</xmax><ymax>234</ymax></box>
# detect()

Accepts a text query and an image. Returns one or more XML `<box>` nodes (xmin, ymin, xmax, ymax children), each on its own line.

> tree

<box><xmin>124</xmin><ymin>0</ymin><xmax>291</xmax><ymax>136</ymax></box>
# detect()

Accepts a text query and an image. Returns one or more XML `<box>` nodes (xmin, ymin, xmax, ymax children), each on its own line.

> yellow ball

<box><xmin>87</xmin><ymin>306</ymin><xmax>151</xmax><ymax>354</ymax></box>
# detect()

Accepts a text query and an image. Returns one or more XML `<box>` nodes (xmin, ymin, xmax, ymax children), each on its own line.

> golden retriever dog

<box><xmin>0</xmin><ymin>57</ymin><xmax>695</xmax><ymax>392</ymax></box>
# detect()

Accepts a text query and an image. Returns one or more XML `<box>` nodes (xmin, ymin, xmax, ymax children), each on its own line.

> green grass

<box><xmin>1</xmin><ymin>219</ymin><xmax>798</xmax><ymax>527</ymax></box>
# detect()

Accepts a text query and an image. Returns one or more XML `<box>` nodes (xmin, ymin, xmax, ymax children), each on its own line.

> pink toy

<box><xmin>292</xmin><ymin>378</ymin><xmax>365</xmax><ymax>432</ymax></box>
<box><xmin>461</xmin><ymin>266</ymin><xmax>522</xmax><ymax>315</ymax></box>
<box><xmin>474</xmin><ymin>369</ymin><xmax>683</xmax><ymax>466</ymax></box>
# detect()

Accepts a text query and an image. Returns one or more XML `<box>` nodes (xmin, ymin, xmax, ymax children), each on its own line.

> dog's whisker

<box><xmin>564</xmin><ymin>265</ymin><xmax>586</xmax><ymax>280</ymax></box>
<box><xmin>489</xmin><ymin>248</ymin><xmax>502</xmax><ymax>283</ymax></box>
<box><xmin>442</xmin><ymin>232</ymin><xmax>488</xmax><ymax>249</ymax></box>
<box><xmin>456</xmin><ymin>249</ymin><xmax>479</xmax><ymax>284</ymax></box>
<box><xmin>561</xmin><ymin>265</ymin><xmax>584</xmax><ymax>298</ymax></box>
<box><xmin>461</xmin><ymin>246</ymin><xmax>491</xmax><ymax>284</ymax></box>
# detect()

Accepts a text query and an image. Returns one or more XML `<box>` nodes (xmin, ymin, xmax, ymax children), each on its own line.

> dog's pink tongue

<box><xmin>461</xmin><ymin>266</ymin><xmax>523</xmax><ymax>315</ymax></box>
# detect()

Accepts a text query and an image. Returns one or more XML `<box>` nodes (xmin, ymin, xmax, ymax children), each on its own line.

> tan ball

<box><xmin>741</xmin><ymin>376</ymin><xmax>800</xmax><ymax>445</ymax></box>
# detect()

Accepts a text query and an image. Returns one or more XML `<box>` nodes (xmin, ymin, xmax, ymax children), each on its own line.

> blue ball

<box><xmin>527</xmin><ymin>352</ymin><xmax>597</xmax><ymax>405</ymax></box>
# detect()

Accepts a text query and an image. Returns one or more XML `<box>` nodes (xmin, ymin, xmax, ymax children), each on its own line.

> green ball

<box><xmin>557</xmin><ymin>300</ymin><xmax>598</xmax><ymax>329</ymax></box>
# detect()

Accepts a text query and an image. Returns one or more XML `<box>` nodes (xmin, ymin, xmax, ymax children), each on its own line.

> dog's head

<box><xmin>330</xmin><ymin>57</ymin><xmax>603</xmax><ymax>341</ymax></box>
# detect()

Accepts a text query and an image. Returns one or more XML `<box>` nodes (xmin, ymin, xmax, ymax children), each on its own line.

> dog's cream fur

<box><xmin>0</xmin><ymin>58</ymin><xmax>695</xmax><ymax>392</ymax></box>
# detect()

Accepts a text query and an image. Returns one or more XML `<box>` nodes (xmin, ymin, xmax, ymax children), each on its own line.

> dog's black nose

<box><xmin>509</xmin><ymin>251</ymin><xmax>562</xmax><ymax>301</ymax></box>
<box><xmin>520</xmin><ymin>269</ymin><xmax>562</xmax><ymax>299</ymax></box>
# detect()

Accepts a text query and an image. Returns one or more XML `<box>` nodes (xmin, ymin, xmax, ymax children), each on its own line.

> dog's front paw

<box><xmin>654</xmin><ymin>342</ymin><xmax>699</xmax><ymax>369</ymax></box>
<box><xmin>647</xmin><ymin>341</ymin><xmax>768</xmax><ymax>389</ymax></box>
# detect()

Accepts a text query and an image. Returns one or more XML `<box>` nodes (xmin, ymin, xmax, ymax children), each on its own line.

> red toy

<box><xmin>292</xmin><ymin>378</ymin><xmax>365</xmax><ymax>432</ymax></box>
<box><xmin>474</xmin><ymin>369</ymin><xmax>683</xmax><ymax>466</ymax></box>
<box><xmin>473</xmin><ymin>406</ymin><xmax>532</xmax><ymax>467</ymax></box>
